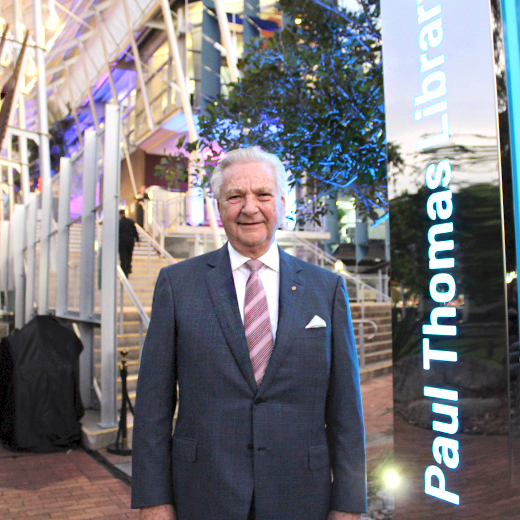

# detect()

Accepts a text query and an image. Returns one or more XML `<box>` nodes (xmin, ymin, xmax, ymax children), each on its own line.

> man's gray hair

<box><xmin>210</xmin><ymin>147</ymin><xmax>287</xmax><ymax>200</ymax></box>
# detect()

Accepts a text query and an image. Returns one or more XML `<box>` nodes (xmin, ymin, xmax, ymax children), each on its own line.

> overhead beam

<box><xmin>13</xmin><ymin>0</ymin><xmax>30</xmax><ymax>206</ymax></box>
<box><xmin>213</xmin><ymin>0</ymin><xmax>239</xmax><ymax>81</ymax></box>
<box><xmin>46</xmin><ymin>0</ymin><xmax>100</xmax><ymax>63</ymax></box>
<box><xmin>96</xmin><ymin>8</ymin><xmax>138</xmax><ymax>198</ymax></box>
<box><xmin>46</xmin><ymin>30</ymin><xmax>93</xmax><ymax>58</ymax></box>
<box><xmin>0</xmin><ymin>32</ymin><xmax>29</xmax><ymax>150</ymax></box>
<box><xmin>0</xmin><ymin>157</ymin><xmax>29</xmax><ymax>169</ymax></box>
<box><xmin>144</xmin><ymin>20</ymin><xmax>166</xmax><ymax>30</ymax></box>
<box><xmin>160</xmin><ymin>0</ymin><xmax>223</xmax><ymax>247</ymax></box>
<box><xmin>46</xmin><ymin>57</ymin><xmax>79</xmax><ymax>76</ymax></box>
<box><xmin>78</xmin><ymin>46</ymin><xmax>100</xmax><ymax>130</ymax></box>
<box><xmin>7</xmin><ymin>126</ymin><xmax>41</xmax><ymax>146</ymax></box>
<box><xmin>122</xmin><ymin>0</ymin><xmax>154</xmax><ymax>131</ymax></box>
<box><xmin>64</xmin><ymin>67</ymin><xmax>83</xmax><ymax>146</ymax></box>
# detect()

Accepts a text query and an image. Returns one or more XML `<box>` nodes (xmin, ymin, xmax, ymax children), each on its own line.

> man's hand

<box><xmin>327</xmin><ymin>511</ymin><xmax>361</xmax><ymax>520</ymax></box>
<box><xmin>139</xmin><ymin>504</ymin><xmax>176</xmax><ymax>520</ymax></box>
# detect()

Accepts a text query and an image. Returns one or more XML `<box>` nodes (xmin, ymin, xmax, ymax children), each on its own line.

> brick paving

<box><xmin>0</xmin><ymin>446</ymin><xmax>138</xmax><ymax>519</ymax></box>
<box><xmin>362</xmin><ymin>374</ymin><xmax>394</xmax><ymax>473</ymax></box>
<box><xmin>0</xmin><ymin>374</ymin><xmax>393</xmax><ymax>519</ymax></box>
<box><xmin>393</xmin><ymin>415</ymin><xmax>520</xmax><ymax>519</ymax></box>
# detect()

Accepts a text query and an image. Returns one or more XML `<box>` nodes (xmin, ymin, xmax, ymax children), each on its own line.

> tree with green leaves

<box><xmin>170</xmin><ymin>0</ymin><xmax>393</xmax><ymax>223</ymax></box>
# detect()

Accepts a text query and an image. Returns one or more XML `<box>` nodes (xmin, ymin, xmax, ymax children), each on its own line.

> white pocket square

<box><xmin>305</xmin><ymin>315</ymin><xmax>327</xmax><ymax>329</ymax></box>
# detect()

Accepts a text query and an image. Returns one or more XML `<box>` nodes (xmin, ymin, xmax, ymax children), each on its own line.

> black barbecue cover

<box><xmin>0</xmin><ymin>315</ymin><xmax>84</xmax><ymax>452</ymax></box>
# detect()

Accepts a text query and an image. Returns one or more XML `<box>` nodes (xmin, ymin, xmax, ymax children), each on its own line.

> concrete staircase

<box><xmin>41</xmin><ymin>222</ymin><xmax>392</xmax><ymax>448</ymax></box>
<box><xmin>93</xmin><ymin>233</ymin><xmax>170</xmax><ymax>408</ymax></box>
<box><xmin>42</xmin><ymin>222</ymin><xmax>392</xmax><ymax>403</ymax></box>
<box><xmin>102</xmin><ymin>268</ymin><xmax>392</xmax><ymax>406</ymax></box>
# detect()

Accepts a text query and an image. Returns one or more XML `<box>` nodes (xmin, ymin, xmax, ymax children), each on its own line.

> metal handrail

<box><xmin>136</xmin><ymin>223</ymin><xmax>176</xmax><ymax>264</ymax></box>
<box><xmin>351</xmin><ymin>318</ymin><xmax>378</xmax><ymax>371</ymax></box>
<box><xmin>116</xmin><ymin>265</ymin><xmax>150</xmax><ymax>328</ymax></box>
<box><xmin>117</xmin><ymin>265</ymin><xmax>150</xmax><ymax>358</ymax></box>
<box><xmin>291</xmin><ymin>234</ymin><xmax>390</xmax><ymax>302</ymax></box>
<box><xmin>351</xmin><ymin>318</ymin><xmax>378</xmax><ymax>340</ymax></box>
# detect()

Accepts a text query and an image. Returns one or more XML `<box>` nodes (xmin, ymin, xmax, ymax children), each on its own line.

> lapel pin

<box><xmin>292</xmin><ymin>286</ymin><xmax>296</xmax><ymax>291</ymax></box>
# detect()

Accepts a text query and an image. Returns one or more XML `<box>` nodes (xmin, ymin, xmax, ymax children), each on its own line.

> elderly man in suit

<box><xmin>131</xmin><ymin>147</ymin><xmax>366</xmax><ymax>520</ymax></box>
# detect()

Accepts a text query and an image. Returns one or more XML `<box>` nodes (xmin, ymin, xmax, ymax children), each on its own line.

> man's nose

<box><xmin>241</xmin><ymin>195</ymin><xmax>259</xmax><ymax>215</ymax></box>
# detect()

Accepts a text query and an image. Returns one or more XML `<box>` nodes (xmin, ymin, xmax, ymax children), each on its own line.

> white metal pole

<box><xmin>100</xmin><ymin>104</ymin><xmax>121</xmax><ymax>428</ymax></box>
<box><xmin>160</xmin><ymin>0</ymin><xmax>223</xmax><ymax>248</ymax></box>
<box><xmin>79</xmin><ymin>130</ymin><xmax>98</xmax><ymax>409</ymax></box>
<box><xmin>24</xmin><ymin>193</ymin><xmax>37</xmax><ymax>322</ymax></box>
<box><xmin>13</xmin><ymin>0</ymin><xmax>30</xmax><ymax>206</ymax></box>
<box><xmin>0</xmin><ymin>221</ymin><xmax>10</xmax><ymax>296</ymax></box>
<box><xmin>213</xmin><ymin>0</ymin><xmax>239</xmax><ymax>82</ymax></box>
<box><xmin>12</xmin><ymin>204</ymin><xmax>26</xmax><ymax>328</ymax></box>
<box><xmin>33</xmin><ymin>0</ymin><xmax>53</xmax><ymax>315</ymax></box>
<box><xmin>122</xmin><ymin>0</ymin><xmax>155</xmax><ymax>132</ymax></box>
<box><xmin>6</xmin><ymin>136</ymin><xmax>15</xmax><ymax>218</ymax></box>
<box><xmin>56</xmin><ymin>158</ymin><xmax>71</xmax><ymax>316</ymax></box>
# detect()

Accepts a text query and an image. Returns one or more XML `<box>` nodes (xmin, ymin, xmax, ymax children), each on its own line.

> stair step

<box><xmin>363</xmin><ymin>349</ymin><xmax>392</xmax><ymax>364</ymax></box>
<box><xmin>359</xmin><ymin>359</ymin><xmax>393</xmax><ymax>382</ymax></box>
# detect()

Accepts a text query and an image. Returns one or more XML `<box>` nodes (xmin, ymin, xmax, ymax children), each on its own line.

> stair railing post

<box><xmin>100</xmin><ymin>104</ymin><xmax>121</xmax><ymax>429</ymax></box>
<box><xmin>359</xmin><ymin>290</ymin><xmax>366</xmax><ymax>370</ymax></box>
<box><xmin>25</xmin><ymin>193</ymin><xmax>38</xmax><ymax>322</ymax></box>
<box><xmin>13</xmin><ymin>204</ymin><xmax>26</xmax><ymax>329</ymax></box>
<box><xmin>56</xmin><ymin>158</ymin><xmax>71</xmax><ymax>318</ymax></box>
<box><xmin>119</xmin><ymin>279</ymin><xmax>124</xmax><ymax>335</ymax></box>
<box><xmin>139</xmin><ymin>316</ymin><xmax>144</xmax><ymax>352</ymax></box>
<box><xmin>79</xmin><ymin>130</ymin><xmax>98</xmax><ymax>410</ymax></box>
<box><xmin>148</xmin><ymin>238</ymin><xmax>151</xmax><ymax>274</ymax></box>
<box><xmin>73</xmin><ymin>263</ymin><xmax>78</xmax><ymax>309</ymax></box>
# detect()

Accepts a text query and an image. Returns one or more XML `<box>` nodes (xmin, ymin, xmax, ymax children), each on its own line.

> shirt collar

<box><xmin>228</xmin><ymin>240</ymin><xmax>280</xmax><ymax>273</ymax></box>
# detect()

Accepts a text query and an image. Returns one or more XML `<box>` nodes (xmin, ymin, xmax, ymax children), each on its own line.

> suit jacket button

<box><xmin>247</xmin><ymin>443</ymin><xmax>254</xmax><ymax>452</ymax></box>
<box><xmin>254</xmin><ymin>398</ymin><xmax>265</xmax><ymax>405</ymax></box>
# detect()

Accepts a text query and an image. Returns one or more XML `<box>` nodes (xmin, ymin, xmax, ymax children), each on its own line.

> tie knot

<box><xmin>245</xmin><ymin>259</ymin><xmax>263</xmax><ymax>273</ymax></box>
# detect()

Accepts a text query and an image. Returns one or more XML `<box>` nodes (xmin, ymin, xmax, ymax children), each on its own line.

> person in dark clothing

<box><xmin>119</xmin><ymin>209</ymin><xmax>139</xmax><ymax>277</ymax></box>
<box><xmin>135</xmin><ymin>185</ymin><xmax>149</xmax><ymax>228</ymax></box>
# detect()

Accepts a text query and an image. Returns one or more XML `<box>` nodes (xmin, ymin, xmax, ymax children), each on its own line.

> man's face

<box><xmin>218</xmin><ymin>161</ymin><xmax>286</xmax><ymax>259</ymax></box>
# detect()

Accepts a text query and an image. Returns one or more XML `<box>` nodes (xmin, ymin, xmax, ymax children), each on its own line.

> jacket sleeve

<box><xmin>131</xmin><ymin>268</ymin><xmax>177</xmax><ymax>508</ymax></box>
<box><xmin>325</xmin><ymin>275</ymin><xmax>367</xmax><ymax>513</ymax></box>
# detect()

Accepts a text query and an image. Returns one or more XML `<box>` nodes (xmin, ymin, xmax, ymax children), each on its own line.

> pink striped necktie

<box><xmin>244</xmin><ymin>260</ymin><xmax>273</xmax><ymax>387</ymax></box>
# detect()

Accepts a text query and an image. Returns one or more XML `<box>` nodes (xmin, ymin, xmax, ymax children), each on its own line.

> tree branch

<box><xmin>308</xmin><ymin>0</ymin><xmax>381</xmax><ymax>41</ymax></box>
<box><xmin>358</xmin><ymin>0</ymin><xmax>381</xmax><ymax>40</ymax></box>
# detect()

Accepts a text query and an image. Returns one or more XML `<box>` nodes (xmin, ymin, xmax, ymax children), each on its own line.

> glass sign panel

<box><xmin>381</xmin><ymin>0</ymin><xmax>519</xmax><ymax>516</ymax></box>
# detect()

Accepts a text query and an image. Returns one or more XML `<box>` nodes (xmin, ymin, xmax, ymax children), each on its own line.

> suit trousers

<box><xmin>247</xmin><ymin>492</ymin><xmax>255</xmax><ymax>520</ymax></box>
<box><xmin>119</xmin><ymin>239</ymin><xmax>135</xmax><ymax>277</ymax></box>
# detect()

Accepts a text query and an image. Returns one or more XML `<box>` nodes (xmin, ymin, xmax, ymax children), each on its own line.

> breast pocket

<box><xmin>172</xmin><ymin>436</ymin><xmax>198</xmax><ymax>463</ymax></box>
<box><xmin>296</xmin><ymin>327</ymin><xmax>329</xmax><ymax>340</ymax></box>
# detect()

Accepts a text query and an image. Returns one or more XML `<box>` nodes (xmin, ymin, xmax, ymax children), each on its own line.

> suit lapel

<box><xmin>257</xmin><ymin>248</ymin><xmax>305</xmax><ymax>394</ymax></box>
<box><xmin>205</xmin><ymin>246</ymin><xmax>257</xmax><ymax>393</ymax></box>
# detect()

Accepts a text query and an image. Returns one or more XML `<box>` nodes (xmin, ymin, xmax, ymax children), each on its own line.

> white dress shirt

<box><xmin>228</xmin><ymin>241</ymin><xmax>280</xmax><ymax>340</ymax></box>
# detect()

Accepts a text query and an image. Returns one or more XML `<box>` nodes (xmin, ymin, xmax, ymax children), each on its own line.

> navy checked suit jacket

<box><xmin>131</xmin><ymin>245</ymin><xmax>367</xmax><ymax>519</ymax></box>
